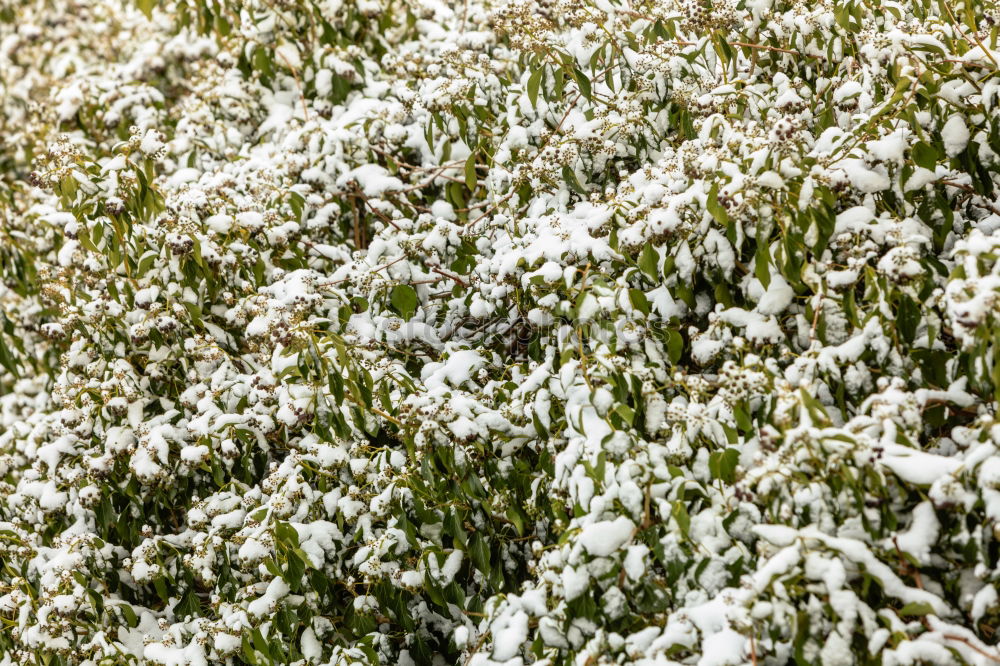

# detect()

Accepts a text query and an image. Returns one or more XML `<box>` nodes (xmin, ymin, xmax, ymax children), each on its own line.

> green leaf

<box><xmin>275</xmin><ymin>521</ymin><xmax>300</xmax><ymax>547</ymax></box>
<box><xmin>252</xmin><ymin>627</ymin><xmax>271</xmax><ymax>660</ymax></box>
<box><xmin>561</xmin><ymin>165</ymin><xmax>588</xmax><ymax>195</ymax></box>
<box><xmin>574</xmin><ymin>68</ymin><xmax>592</xmax><ymax>100</ymax></box>
<box><xmin>714</xmin><ymin>35</ymin><xmax>734</xmax><ymax>66</ymax></box>
<box><xmin>709</xmin><ymin>447</ymin><xmax>740</xmax><ymax>484</ymax></box>
<box><xmin>639</xmin><ymin>244</ymin><xmax>660</xmax><ymax>281</ymax></box>
<box><xmin>666</xmin><ymin>328</ymin><xmax>683</xmax><ymax>364</ymax></box>
<box><xmin>136</xmin><ymin>0</ymin><xmax>157</xmax><ymax>19</ymax></box>
<box><xmin>464</xmin><ymin>153</ymin><xmax>477</xmax><ymax>191</ymax></box>
<box><xmin>532</xmin><ymin>409</ymin><xmax>548</xmax><ymax>438</ymax></box>
<box><xmin>614</xmin><ymin>404</ymin><xmax>635</xmax><ymax>426</ymax></box>
<box><xmin>191</xmin><ymin>236</ymin><xmax>205</xmax><ymax>269</ymax></box>
<box><xmin>527</xmin><ymin>67</ymin><xmax>544</xmax><ymax>107</ymax></box>
<box><xmin>0</xmin><ymin>331</ymin><xmax>19</xmax><ymax>377</ymax></box>
<box><xmin>629</xmin><ymin>288</ymin><xmax>650</xmax><ymax>315</ymax></box>
<box><xmin>241</xmin><ymin>636</ymin><xmax>260</xmax><ymax>665</ymax></box>
<box><xmin>390</xmin><ymin>284</ymin><xmax>418</xmax><ymax>320</ymax></box>
<box><xmin>79</xmin><ymin>226</ymin><xmax>99</xmax><ymax>254</ymax></box>
<box><xmin>912</xmin><ymin>141</ymin><xmax>939</xmax><ymax>170</ymax></box>
<box><xmin>469</xmin><ymin>533</ymin><xmax>490</xmax><ymax>573</ymax></box>
<box><xmin>444</xmin><ymin>510</ymin><xmax>467</xmax><ymax>548</ymax></box>
<box><xmin>447</xmin><ymin>180</ymin><xmax>467</xmax><ymax>209</ymax></box>
<box><xmin>754</xmin><ymin>241</ymin><xmax>772</xmax><ymax>290</ymax></box>
<box><xmin>214</xmin><ymin>14</ymin><xmax>232</xmax><ymax>36</ymax></box>
<box><xmin>896</xmin><ymin>294</ymin><xmax>920</xmax><ymax>344</ymax></box>
<box><xmin>137</xmin><ymin>251</ymin><xmax>157</xmax><ymax>276</ymax></box>
<box><xmin>734</xmin><ymin>404</ymin><xmax>752</xmax><ymax>432</ymax></box>
<box><xmin>182</xmin><ymin>301</ymin><xmax>202</xmax><ymax>326</ymax></box>
<box><xmin>288</xmin><ymin>191</ymin><xmax>305</xmax><ymax>221</ymax></box>
<box><xmin>506</xmin><ymin>507</ymin><xmax>525</xmax><ymax>536</ymax></box>
<box><xmin>706</xmin><ymin>181</ymin><xmax>729</xmax><ymax>224</ymax></box>
<box><xmin>120</xmin><ymin>604</ymin><xmax>139</xmax><ymax>628</ymax></box>
<box><xmin>153</xmin><ymin>576</ymin><xmax>168</xmax><ymax>602</ymax></box>
<box><xmin>264</xmin><ymin>557</ymin><xmax>283</xmax><ymax>579</ymax></box>
<box><xmin>286</xmin><ymin>550</ymin><xmax>305</xmax><ymax>589</ymax></box>
<box><xmin>671</xmin><ymin>501</ymin><xmax>690</xmax><ymax>537</ymax></box>
<box><xmin>898</xmin><ymin>601</ymin><xmax>935</xmax><ymax>617</ymax></box>
<box><xmin>834</xmin><ymin>3</ymin><xmax>852</xmax><ymax>30</ymax></box>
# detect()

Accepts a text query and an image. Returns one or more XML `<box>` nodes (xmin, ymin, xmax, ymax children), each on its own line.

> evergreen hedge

<box><xmin>2</xmin><ymin>0</ymin><xmax>1000</xmax><ymax>664</ymax></box>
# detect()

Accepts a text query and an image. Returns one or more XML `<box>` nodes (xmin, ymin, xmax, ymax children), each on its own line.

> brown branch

<box><xmin>429</xmin><ymin>265</ymin><xmax>468</xmax><ymax>287</ymax></box>
<box><xmin>939</xmin><ymin>179</ymin><xmax>1000</xmax><ymax>217</ymax></box>
<box><xmin>347</xmin><ymin>184</ymin><xmax>403</xmax><ymax>232</ymax></box>
<box><xmin>374</xmin><ymin>256</ymin><xmax>406</xmax><ymax>273</ymax></box>
<box><xmin>350</xmin><ymin>186</ymin><xmax>366</xmax><ymax>249</ymax></box>
<box><xmin>940</xmin><ymin>634</ymin><xmax>1000</xmax><ymax>663</ymax></box>
<box><xmin>272</xmin><ymin>49</ymin><xmax>310</xmax><ymax>123</ymax></box>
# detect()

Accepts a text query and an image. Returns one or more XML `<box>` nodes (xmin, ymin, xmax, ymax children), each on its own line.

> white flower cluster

<box><xmin>2</xmin><ymin>0</ymin><xmax>1000</xmax><ymax>664</ymax></box>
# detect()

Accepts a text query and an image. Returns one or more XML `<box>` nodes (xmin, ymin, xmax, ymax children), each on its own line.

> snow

<box><xmin>942</xmin><ymin>115</ymin><xmax>970</xmax><ymax>157</ymax></box>
<box><xmin>880</xmin><ymin>446</ymin><xmax>962</xmax><ymax>486</ymax></box>
<box><xmin>756</xmin><ymin>274</ymin><xmax>794</xmax><ymax>315</ymax></box>
<box><xmin>867</xmin><ymin>131</ymin><xmax>907</xmax><ymax>163</ymax></box>
<box><xmin>337</xmin><ymin>164</ymin><xmax>405</xmax><ymax>197</ymax></box>
<box><xmin>144</xmin><ymin>643</ymin><xmax>208</xmax><ymax>666</ymax></box>
<box><xmin>832</xmin><ymin>81</ymin><xmax>863</xmax><ymax>104</ymax></box>
<box><xmin>491</xmin><ymin>610</ymin><xmax>529</xmax><ymax>661</ymax></box>
<box><xmin>697</xmin><ymin>628</ymin><xmax>746</xmax><ymax>666</ymax></box>
<box><xmin>893</xmin><ymin>501</ymin><xmax>939</xmax><ymax>565</ymax></box>
<box><xmin>840</xmin><ymin>159</ymin><xmax>890</xmax><ymax>193</ymax></box>
<box><xmin>835</xmin><ymin>206</ymin><xmax>876</xmax><ymax>234</ymax></box>
<box><xmin>421</xmin><ymin>350</ymin><xmax>484</xmax><ymax>390</ymax></box>
<box><xmin>752</xmin><ymin>524</ymin><xmax>798</xmax><ymax>547</ymax></box>
<box><xmin>623</xmin><ymin>544</ymin><xmax>649</xmax><ymax>581</ymax></box>
<box><xmin>970</xmin><ymin>586</ymin><xmax>998</xmax><ymax>625</ymax></box>
<box><xmin>562</xmin><ymin>565</ymin><xmax>589</xmax><ymax>601</ymax></box>
<box><xmin>905</xmin><ymin>167</ymin><xmax>938</xmax><ymax>191</ymax></box>
<box><xmin>139</xmin><ymin>129</ymin><xmax>165</xmax><ymax>156</ymax></box>
<box><xmin>820</xmin><ymin>631</ymin><xmax>854</xmax><ymax>666</ymax></box>
<box><xmin>247</xmin><ymin>577</ymin><xmax>290</xmax><ymax>618</ymax></box>
<box><xmin>578</xmin><ymin>517</ymin><xmax>635</xmax><ymax>557</ymax></box>
<box><xmin>440</xmin><ymin>550</ymin><xmax>463</xmax><ymax>583</ymax></box>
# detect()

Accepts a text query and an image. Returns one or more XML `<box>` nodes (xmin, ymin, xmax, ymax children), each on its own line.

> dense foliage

<box><xmin>2</xmin><ymin>0</ymin><xmax>1000</xmax><ymax>663</ymax></box>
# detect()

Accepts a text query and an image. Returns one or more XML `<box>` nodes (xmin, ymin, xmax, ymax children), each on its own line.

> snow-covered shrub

<box><xmin>2</xmin><ymin>0</ymin><xmax>1000</xmax><ymax>664</ymax></box>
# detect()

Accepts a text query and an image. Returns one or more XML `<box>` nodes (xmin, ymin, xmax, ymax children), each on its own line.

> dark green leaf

<box><xmin>390</xmin><ymin>284</ymin><xmax>418</xmax><ymax>320</ymax></box>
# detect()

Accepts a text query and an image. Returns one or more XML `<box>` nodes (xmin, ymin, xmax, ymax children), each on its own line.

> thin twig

<box><xmin>940</xmin><ymin>634</ymin><xmax>1000</xmax><ymax>663</ymax></box>
<box><xmin>350</xmin><ymin>185</ymin><xmax>365</xmax><ymax>249</ymax></box>
<box><xmin>429</xmin><ymin>265</ymin><xmax>468</xmax><ymax>287</ymax></box>
<box><xmin>941</xmin><ymin>2</ymin><xmax>998</xmax><ymax>69</ymax></box>
<box><xmin>939</xmin><ymin>179</ymin><xmax>1000</xmax><ymax>217</ymax></box>
<box><xmin>272</xmin><ymin>50</ymin><xmax>311</xmax><ymax>123</ymax></box>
